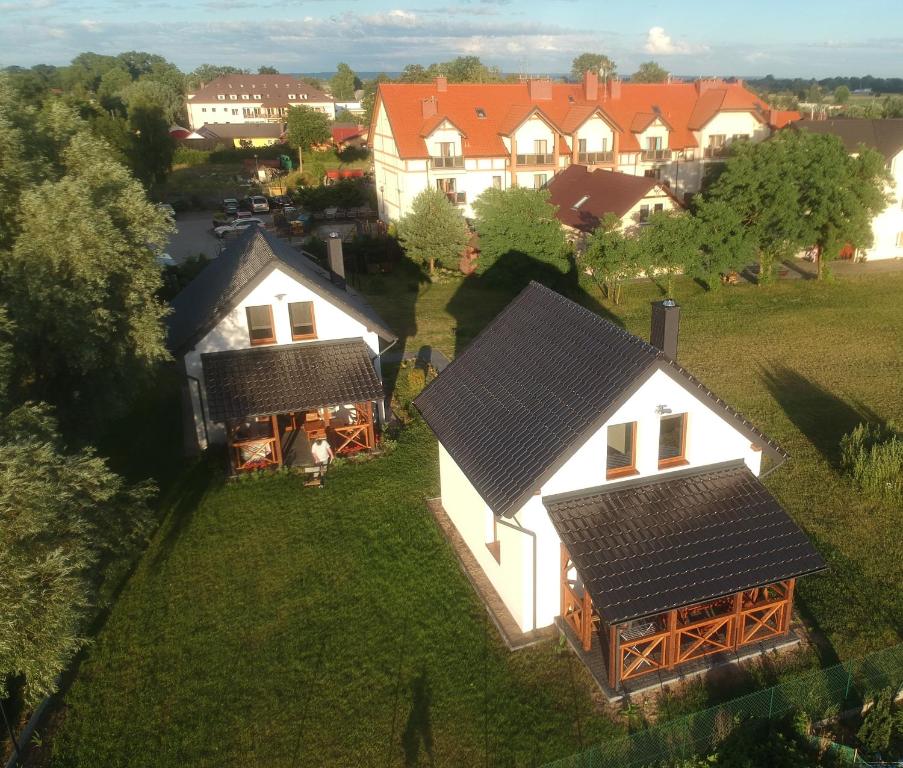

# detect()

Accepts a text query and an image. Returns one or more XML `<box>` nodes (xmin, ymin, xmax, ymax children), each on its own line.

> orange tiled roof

<box><xmin>767</xmin><ymin>110</ymin><xmax>802</xmax><ymax>129</ymax></box>
<box><xmin>374</xmin><ymin>80</ymin><xmax>770</xmax><ymax>159</ymax></box>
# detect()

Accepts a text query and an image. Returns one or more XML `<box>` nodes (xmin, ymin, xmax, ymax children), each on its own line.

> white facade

<box><xmin>437</xmin><ymin>368</ymin><xmax>765</xmax><ymax>633</ymax></box>
<box><xmin>183</xmin><ymin>265</ymin><xmax>380</xmax><ymax>447</ymax></box>
<box><xmin>187</xmin><ymin>98</ymin><xmax>336</xmax><ymax>130</ymax></box>
<box><xmin>860</xmin><ymin>149</ymin><xmax>903</xmax><ymax>261</ymax></box>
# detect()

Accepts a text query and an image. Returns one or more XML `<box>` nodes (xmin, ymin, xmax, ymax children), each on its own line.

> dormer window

<box><xmin>288</xmin><ymin>94</ymin><xmax>296</xmax><ymax>100</ymax></box>
<box><xmin>253</xmin><ymin>94</ymin><xmax>262</xmax><ymax>99</ymax></box>
<box><xmin>229</xmin><ymin>94</ymin><xmax>237</xmax><ymax>100</ymax></box>
<box><xmin>301</xmin><ymin>94</ymin><xmax>308</xmax><ymax>100</ymax></box>
<box><xmin>658</xmin><ymin>413</ymin><xmax>687</xmax><ymax>468</ymax></box>
<box><xmin>475</xmin><ymin>107</ymin><xmax>486</xmax><ymax>118</ymax></box>
<box><xmin>217</xmin><ymin>95</ymin><xmax>225</xmax><ymax>100</ymax></box>
<box><xmin>241</xmin><ymin>94</ymin><xmax>249</xmax><ymax>100</ymax></box>
<box><xmin>246</xmin><ymin>305</ymin><xmax>275</xmax><ymax>345</ymax></box>
<box><xmin>606</xmin><ymin>422</ymin><xmax>637</xmax><ymax>479</ymax></box>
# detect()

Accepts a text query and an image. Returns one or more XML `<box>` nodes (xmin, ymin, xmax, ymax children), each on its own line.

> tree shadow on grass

<box><xmin>401</xmin><ymin>671</ymin><xmax>435</xmax><ymax>768</ymax></box>
<box><xmin>446</xmin><ymin>250</ymin><xmax>623</xmax><ymax>358</ymax></box>
<box><xmin>760</xmin><ymin>364</ymin><xmax>881</xmax><ymax>466</ymax></box>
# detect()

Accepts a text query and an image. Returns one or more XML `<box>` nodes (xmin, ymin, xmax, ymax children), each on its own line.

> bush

<box><xmin>840</xmin><ymin>421</ymin><xmax>903</xmax><ymax>502</ymax></box>
<box><xmin>390</xmin><ymin>360</ymin><xmax>436</xmax><ymax>425</ymax></box>
<box><xmin>857</xmin><ymin>688</ymin><xmax>894</xmax><ymax>754</ymax></box>
<box><xmin>172</xmin><ymin>146</ymin><xmax>211</xmax><ymax>167</ymax></box>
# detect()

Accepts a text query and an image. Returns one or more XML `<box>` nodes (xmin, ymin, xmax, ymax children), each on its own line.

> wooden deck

<box><xmin>426</xmin><ymin>499</ymin><xmax>557</xmax><ymax>651</ymax></box>
<box><xmin>557</xmin><ymin>615</ymin><xmax>804</xmax><ymax>703</ymax></box>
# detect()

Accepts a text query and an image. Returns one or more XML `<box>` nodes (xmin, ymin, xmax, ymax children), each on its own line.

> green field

<box><xmin>42</xmin><ymin>268</ymin><xmax>903</xmax><ymax>766</ymax></box>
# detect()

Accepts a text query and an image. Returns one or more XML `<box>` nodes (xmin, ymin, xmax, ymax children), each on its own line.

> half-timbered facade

<box><xmin>415</xmin><ymin>282</ymin><xmax>825</xmax><ymax>693</ymax></box>
<box><xmin>167</xmin><ymin>228</ymin><xmax>395</xmax><ymax>473</ymax></box>
<box><xmin>371</xmin><ymin>74</ymin><xmax>793</xmax><ymax>221</ymax></box>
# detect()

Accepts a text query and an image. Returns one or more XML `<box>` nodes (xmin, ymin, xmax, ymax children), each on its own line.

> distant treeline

<box><xmin>748</xmin><ymin>75</ymin><xmax>903</xmax><ymax>95</ymax></box>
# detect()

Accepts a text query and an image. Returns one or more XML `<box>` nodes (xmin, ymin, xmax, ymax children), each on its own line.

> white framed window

<box><xmin>288</xmin><ymin>94</ymin><xmax>296</xmax><ymax>100</ymax></box>
<box><xmin>229</xmin><ymin>94</ymin><xmax>237</xmax><ymax>100</ymax></box>
<box><xmin>301</xmin><ymin>94</ymin><xmax>308</xmax><ymax>100</ymax></box>
<box><xmin>253</xmin><ymin>93</ymin><xmax>261</xmax><ymax>99</ymax></box>
<box><xmin>201</xmin><ymin>107</ymin><xmax>207</xmax><ymax>112</ymax></box>
<box><xmin>241</xmin><ymin>94</ymin><xmax>249</xmax><ymax>100</ymax></box>
<box><xmin>533</xmin><ymin>173</ymin><xmax>547</xmax><ymax>189</ymax></box>
<box><xmin>231</xmin><ymin>109</ymin><xmax>238</xmax><ymax>115</ymax></box>
<box><xmin>211</xmin><ymin>107</ymin><xmax>217</xmax><ymax>112</ymax></box>
<box><xmin>217</xmin><ymin>94</ymin><xmax>225</xmax><ymax>100</ymax></box>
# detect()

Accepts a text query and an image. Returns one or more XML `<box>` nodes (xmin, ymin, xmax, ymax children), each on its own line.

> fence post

<box><xmin>767</xmin><ymin>686</ymin><xmax>775</xmax><ymax>719</ymax></box>
<box><xmin>844</xmin><ymin>660</ymin><xmax>854</xmax><ymax>702</ymax></box>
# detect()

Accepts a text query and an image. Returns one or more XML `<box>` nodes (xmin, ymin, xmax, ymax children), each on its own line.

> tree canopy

<box><xmin>258</xmin><ymin>65</ymin><xmax>278</xmax><ymax>75</ymax></box>
<box><xmin>399</xmin><ymin>56</ymin><xmax>503</xmax><ymax>84</ymax></box>
<box><xmin>632</xmin><ymin>61</ymin><xmax>669</xmax><ymax>83</ymax></box>
<box><xmin>570</xmin><ymin>53</ymin><xmax>617</xmax><ymax>82</ymax></box>
<box><xmin>397</xmin><ymin>188</ymin><xmax>469</xmax><ymax>275</ymax></box>
<box><xmin>582</xmin><ymin>213</ymin><xmax>640</xmax><ymax>304</ymax></box>
<box><xmin>330</xmin><ymin>62</ymin><xmax>361</xmax><ymax>101</ymax></box>
<box><xmin>472</xmin><ymin>187</ymin><xmax>569</xmax><ymax>281</ymax></box>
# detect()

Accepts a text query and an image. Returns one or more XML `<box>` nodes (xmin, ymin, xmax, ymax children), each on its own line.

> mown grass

<box><xmin>46</xmin><ymin>267</ymin><xmax>902</xmax><ymax>766</ymax></box>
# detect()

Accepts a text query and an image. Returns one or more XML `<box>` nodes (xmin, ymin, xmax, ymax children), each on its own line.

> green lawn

<box><xmin>44</xmin><ymin>268</ymin><xmax>902</xmax><ymax>766</ymax></box>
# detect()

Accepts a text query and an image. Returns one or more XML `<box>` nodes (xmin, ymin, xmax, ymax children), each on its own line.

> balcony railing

<box><xmin>640</xmin><ymin>149</ymin><xmax>671</xmax><ymax>162</ymax></box>
<box><xmin>578</xmin><ymin>151</ymin><xmax>614</xmax><ymax>164</ymax></box>
<box><xmin>515</xmin><ymin>153</ymin><xmax>555</xmax><ymax>166</ymax></box>
<box><xmin>443</xmin><ymin>191</ymin><xmax>466</xmax><ymax>205</ymax></box>
<box><xmin>431</xmin><ymin>155</ymin><xmax>465</xmax><ymax>169</ymax></box>
<box><xmin>704</xmin><ymin>146</ymin><xmax>728</xmax><ymax>159</ymax></box>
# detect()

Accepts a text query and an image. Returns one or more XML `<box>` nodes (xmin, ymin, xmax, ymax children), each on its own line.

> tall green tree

<box><xmin>397</xmin><ymin>188</ymin><xmax>469</xmax><ymax>275</ymax></box>
<box><xmin>185</xmin><ymin>64</ymin><xmax>248</xmax><ymax>91</ymax></box>
<box><xmin>632</xmin><ymin>61</ymin><xmax>669</xmax><ymax>83</ymax></box>
<box><xmin>582</xmin><ymin>213</ymin><xmax>640</xmax><ymax>304</ymax></box>
<box><xmin>0</xmin><ymin>401</ymin><xmax>155</xmax><ymax>706</ymax></box>
<box><xmin>634</xmin><ymin>211</ymin><xmax>701</xmax><ymax>296</ymax></box>
<box><xmin>258</xmin><ymin>65</ymin><xmax>278</xmax><ymax>75</ymax></box>
<box><xmin>330</xmin><ymin>62</ymin><xmax>360</xmax><ymax>101</ymax></box>
<box><xmin>833</xmin><ymin>84</ymin><xmax>851</xmax><ymax>105</ymax></box>
<box><xmin>691</xmin><ymin>198</ymin><xmax>758</xmax><ymax>288</ymax></box>
<box><xmin>472</xmin><ymin>187</ymin><xmax>569</xmax><ymax>278</ymax></box>
<box><xmin>285</xmin><ymin>105</ymin><xmax>332</xmax><ymax>175</ymax></box>
<box><xmin>0</xmin><ymin>75</ymin><xmax>39</xmax><ymax>251</ymax></box>
<box><xmin>570</xmin><ymin>53</ymin><xmax>617</xmax><ymax>81</ymax></box>
<box><xmin>361</xmin><ymin>73</ymin><xmax>391</xmax><ymax>126</ymax></box>
<box><xmin>1</xmin><ymin>107</ymin><xmax>172</xmax><ymax>413</ymax></box>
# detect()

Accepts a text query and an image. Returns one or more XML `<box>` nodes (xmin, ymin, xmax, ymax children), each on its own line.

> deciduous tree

<box><xmin>258</xmin><ymin>65</ymin><xmax>278</xmax><ymax>75</ymax></box>
<box><xmin>570</xmin><ymin>53</ymin><xmax>617</xmax><ymax>82</ymax></box>
<box><xmin>632</xmin><ymin>61</ymin><xmax>669</xmax><ymax>83</ymax></box>
<box><xmin>833</xmin><ymin>84</ymin><xmax>851</xmax><ymax>105</ymax></box>
<box><xmin>285</xmin><ymin>105</ymin><xmax>332</xmax><ymax>174</ymax></box>
<box><xmin>472</xmin><ymin>187</ymin><xmax>569</xmax><ymax>278</ymax></box>
<box><xmin>397</xmin><ymin>188</ymin><xmax>469</xmax><ymax>275</ymax></box>
<box><xmin>330</xmin><ymin>62</ymin><xmax>360</xmax><ymax>101</ymax></box>
<box><xmin>582</xmin><ymin>213</ymin><xmax>639</xmax><ymax>304</ymax></box>
<box><xmin>635</xmin><ymin>211</ymin><xmax>701</xmax><ymax>296</ymax></box>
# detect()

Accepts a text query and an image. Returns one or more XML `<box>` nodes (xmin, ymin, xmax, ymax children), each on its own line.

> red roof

<box><xmin>548</xmin><ymin>165</ymin><xmax>683</xmax><ymax>233</ymax></box>
<box><xmin>374</xmin><ymin>80</ymin><xmax>770</xmax><ymax>159</ymax></box>
<box><xmin>331</xmin><ymin>124</ymin><xmax>365</xmax><ymax>143</ymax></box>
<box><xmin>767</xmin><ymin>110</ymin><xmax>802</xmax><ymax>129</ymax></box>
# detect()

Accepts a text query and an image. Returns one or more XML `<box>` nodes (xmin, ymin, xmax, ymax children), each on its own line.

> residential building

<box><xmin>415</xmin><ymin>283</ymin><xmax>825</xmax><ymax>695</ymax></box>
<box><xmin>547</xmin><ymin>165</ymin><xmax>683</xmax><ymax>246</ymax></box>
<box><xmin>196</xmin><ymin>122</ymin><xmax>285</xmax><ymax>148</ymax></box>
<box><xmin>186</xmin><ymin>74</ymin><xmax>335</xmax><ymax>131</ymax></box>
<box><xmin>791</xmin><ymin>118</ymin><xmax>903</xmax><ymax>261</ymax></box>
<box><xmin>370</xmin><ymin>73</ymin><xmax>790</xmax><ymax>222</ymax></box>
<box><xmin>167</xmin><ymin>228</ymin><xmax>396</xmax><ymax>473</ymax></box>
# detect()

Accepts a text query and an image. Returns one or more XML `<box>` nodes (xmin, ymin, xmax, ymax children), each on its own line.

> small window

<box><xmin>492</xmin><ymin>175</ymin><xmax>502</xmax><ymax>189</ymax></box>
<box><xmin>211</xmin><ymin>107</ymin><xmax>217</xmax><ymax>112</ymax></box>
<box><xmin>578</xmin><ymin>138</ymin><xmax>587</xmax><ymax>154</ymax></box>
<box><xmin>288</xmin><ymin>94</ymin><xmax>296</xmax><ymax>100</ymax></box>
<box><xmin>231</xmin><ymin>108</ymin><xmax>238</xmax><ymax>115</ymax></box>
<box><xmin>572</xmin><ymin>195</ymin><xmax>589</xmax><ymax>210</ymax></box>
<box><xmin>709</xmin><ymin>134</ymin><xmax>726</xmax><ymax>148</ymax></box>
<box><xmin>475</xmin><ymin>107</ymin><xmax>486</xmax><ymax>118</ymax></box>
<box><xmin>288</xmin><ymin>301</ymin><xmax>316</xmax><ymax>340</ymax></box>
<box><xmin>658</xmin><ymin>414</ymin><xmax>687</xmax><ymax>468</ymax></box>
<box><xmin>229</xmin><ymin>94</ymin><xmax>237</xmax><ymax>100</ymax></box>
<box><xmin>201</xmin><ymin>107</ymin><xmax>207</xmax><ymax>112</ymax></box>
<box><xmin>533</xmin><ymin>173</ymin><xmax>547</xmax><ymax>189</ymax></box>
<box><xmin>253</xmin><ymin>93</ymin><xmax>262</xmax><ymax>99</ymax></box>
<box><xmin>301</xmin><ymin>94</ymin><xmax>308</xmax><ymax>100</ymax></box>
<box><xmin>654</xmin><ymin>203</ymin><xmax>664</xmax><ymax>213</ymax></box>
<box><xmin>639</xmin><ymin>204</ymin><xmax>651</xmax><ymax>222</ymax></box>
<box><xmin>533</xmin><ymin>139</ymin><xmax>548</xmax><ymax>155</ymax></box>
<box><xmin>241</xmin><ymin>94</ymin><xmax>249</xmax><ymax>100</ymax></box>
<box><xmin>217</xmin><ymin>94</ymin><xmax>225</xmax><ymax>100</ymax></box>
<box><xmin>246</xmin><ymin>305</ymin><xmax>275</xmax><ymax>345</ymax></box>
<box><xmin>607</xmin><ymin>422</ymin><xmax>637</xmax><ymax>479</ymax></box>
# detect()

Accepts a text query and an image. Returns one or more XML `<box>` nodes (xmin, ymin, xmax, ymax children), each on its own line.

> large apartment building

<box><xmin>186</xmin><ymin>75</ymin><xmax>336</xmax><ymax>131</ymax></box>
<box><xmin>370</xmin><ymin>72</ymin><xmax>795</xmax><ymax>222</ymax></box>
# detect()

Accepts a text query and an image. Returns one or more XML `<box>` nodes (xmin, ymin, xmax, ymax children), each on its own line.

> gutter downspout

<box><xmin>185</xmin><ymin>374</ymin><xmax>210</xmax><ymax>449</ymax></box>
<box><xmin>497</xmin><ymin>514</ymin><xmax>538</xmax><ymax>632</ymax></box>
<box><xmin>374</xmin><ymin>337</ymin><xmax>398</xmax><ymax>423</ymax></box>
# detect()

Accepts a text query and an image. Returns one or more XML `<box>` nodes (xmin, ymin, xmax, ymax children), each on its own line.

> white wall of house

<box><xmin>437</xmin><ymin>367</ymin><xmax>765</xmax><ymax>633</ymax></box>
<box><xmin>513</xmin><ymin>115</ymin><xmax>556</xmax><ymax>157</ymax></box>
<box><xmin>424</xmin><ymin>125</ymin><xmax>463</xmax><ymax>157</ymax></box>
<box><xmin>862</xmin><ymin>149</ymin><xmax>903</xmax><ymax>261</ymax></box>
<box><xmin>183</xmin><ymin>266</ymin><xmax>380</xmax><ymax>447</ymax></box>
<box><xmin>698</xmin><ymin>111</ymin><xmax>768</xmax><ymax>149</ymax></box>
<box><xmin>636</xmin><ymin>119</ymin><xmax>670</xmax><ymax>150</ymax></box>
<box><xmin>187</xmin><ymin>99</ymin><xmax>335</xmax><ymax>130</ymax></box>
<box><xmin>620</xmin><ymin>187</ymin><xmax>680</xmax><ymax>232</ymax></box>
<box><xmin>575</xmin><ymin>115</ymin><xmax>615</xmax><ymax>153</ymax></box>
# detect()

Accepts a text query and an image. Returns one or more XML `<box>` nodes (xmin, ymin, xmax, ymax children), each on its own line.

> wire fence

<box><xmin>541</xmin><ymin>642</ymin><xmax>903</xmax><ymax>768</ymax></box>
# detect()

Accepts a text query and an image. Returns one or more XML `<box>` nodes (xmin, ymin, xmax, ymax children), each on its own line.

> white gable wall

<box><xmin>862</xmin><ymin>148</ymin><xmax>903</xmax><ymax>261</ymax></box>
<box><xmin>183</xmin><ymin>266</ymin><xmax>381</xmax><ymax>446</ymax></box>
<box><xmin>437</xmin><ymin>367</ymin><xmax>766</xmax><ymax>633</ymax></box>
<box><xmin>575</xmin><ymin>115</ymin><xmax>614</xmax><ymax>153</ymax></box>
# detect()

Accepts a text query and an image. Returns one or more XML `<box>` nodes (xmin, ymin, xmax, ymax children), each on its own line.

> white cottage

<box><xmin>168</xmin><ymin>228</ymin><xmax>396</xmax><ymax>473</ymax></box>
<box><xmin>415</xmin><ymin>283</ymin><xmax>825</xmax><ymax>693</ymax></box>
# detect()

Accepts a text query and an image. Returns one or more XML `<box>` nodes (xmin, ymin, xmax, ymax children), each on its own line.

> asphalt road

<box><xmin>166</xmin><ymin>211</ymin><xmax>276</xmax><ymax>264</ymax></box>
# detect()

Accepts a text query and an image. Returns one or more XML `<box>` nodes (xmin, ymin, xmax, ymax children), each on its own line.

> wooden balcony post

<box><xmin>271</xmin><ymin>415</ymin><xmax>283</xmax><ymax>467</ymax></box>
<box><xmin>781</xmin><ymin>579</ymin><xmax>795</xmax><ymax>633</ymax></box>
<box><xmin>560</xmin><ymin>545</ymin><xmax>568</xmax><ymax>618</ymax></box>
<box><xmin>581</xmin><ymin>590</ymin><xmax>592</xmax><ymax>651</ymax></box>
<box><xmin>666</xmin><ymin>609</ymin><xmax>678</xmax><ymax>668</ymax></box>
<box><xmin>608</xmin><ymin>623</ymin><xmax>618</xmax><ymax>691</ymax></box>
<box><xmin>732</xmin><ymin>591</ymin><xmax>743</xmax><ymax>650</ymax></box>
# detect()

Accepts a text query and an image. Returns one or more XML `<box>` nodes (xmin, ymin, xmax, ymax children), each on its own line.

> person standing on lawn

<box><xmin>310</xmin><ymin>437</ymin><xmax>334</xmax><ymax>467</ymax></box>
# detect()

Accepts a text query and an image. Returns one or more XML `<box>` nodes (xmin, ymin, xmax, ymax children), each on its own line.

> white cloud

<box><xmin>79</xmin><ymin>18</ymin><xmax>100</xmax><ymax>31</ymax></box>
<box><xmin>644</xmin><ymin>26</ymin><xmax>706</xmax><ymax>55</ymax></box>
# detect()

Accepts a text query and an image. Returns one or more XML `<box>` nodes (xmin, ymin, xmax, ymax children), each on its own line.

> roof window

<box><xmin>241</xmin><ymin>94</ymin><xmax>249</xmax><ymax>100</ymax></box>
<box><xmin>253</xmin><ymin>94</ymin><xmax>262</xmax><ymax>99</ymax></box>
<box><xmin>229</xmin><ymin>94</ymin><xmax>237</xmax><ymax>100</ymax></box>
<box><xmin>217</xmin><ymin>95</ymin><xmax>225</xmax><ymax>100</ymax></box>
<box><xmin>288</xmin><ymin>94</ymin><xmax>296</xmax><ymax>100</ymax></box>
<box><xmin>572</xmin><ymin>195</ymin><xmax>590</xmax><ymax>210</ymax></box>
<box><xmin>475</xmin><ymin>107</ymin><xmax>486</xmax><ymax>118</ymax></box>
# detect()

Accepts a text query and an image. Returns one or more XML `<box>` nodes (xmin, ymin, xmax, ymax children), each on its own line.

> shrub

<box><xmin>172</xmin><ymin>146</ymin><xmax>211</xmax><ymax>167</ymax></box>
<box><xmin>857</xmin><ymin>688</ymin><xmax>894</xmax><ymax>754</ymax></box>
<box><xmin>390</xmin><ymin>360</ymin><xmax>436</xmax><ymax>425</ymax></box>
<box><xmin>840</xmin><ymin>421</ymin><xmax>903</xmax><ymax>502</ymax></box>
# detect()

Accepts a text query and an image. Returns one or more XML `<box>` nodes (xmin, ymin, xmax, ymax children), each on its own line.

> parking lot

<box><xmin>166</xmin><ymin>211</ymin><xmax>275</xmax><ymax>264</ymax></box>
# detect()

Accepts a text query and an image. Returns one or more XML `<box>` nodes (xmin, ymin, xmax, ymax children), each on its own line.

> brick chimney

<box><xmin>327</xmin><ymin>233</ymin><xmax>346</xmax><ymax>289</ymax></box>
<box><xmin>421</xmin><ymin>96</ymin><xmax>437</xmax><ymax>118</ymax></box>
<box><xmin>528</xmin><ymin>78</ymin><xmax>552</xmax><ymax>101</ymax></box>
<box><xmin>583</xmin><ymin>69</ymin><xmax>598</xmax><ymax>101</ymax></box>
<box><xmin>608</xmin><ymin>78</ymin><xmax>622</xmax><ymax>100</ymax></box>
<box><xmin>650</xmin><ymin>299</ymin><xmax>680</xmax><ymax>359</ymax></box>
<box><xmin>435</xmin><ymin>75</ymin><xmax>448</xmax><ymax>92</ymax></box>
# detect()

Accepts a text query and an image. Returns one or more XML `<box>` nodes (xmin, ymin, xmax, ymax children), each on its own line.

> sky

<box><xmin>2</xmin><ymin>0</ymin><xmax>902</xmax><ymax>78</ymax></box>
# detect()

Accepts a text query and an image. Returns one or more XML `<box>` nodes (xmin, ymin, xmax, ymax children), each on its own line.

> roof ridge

<box><xmin>543</xmin><ymin>459</ymin><xmax>748</xmax><ymax>507</ymax></box>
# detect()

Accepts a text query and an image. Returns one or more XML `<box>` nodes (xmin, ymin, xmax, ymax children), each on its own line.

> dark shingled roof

<box><xmin>544</xmin><ymin>461</ymin><xmax>827</xmax><ymax>624</ymax></box>
<box><xmin>201</xmin><ymin>339</ymin><xmax>384</xmax><ymax>422</ymax></box>
<box><xmin>167</xmin><ymin>228</ymin><xmax>395</xmax><ymax>354</ymax></box>
<box><xmin>414</xmin><ymin>282</ymin><xmax>785</xmax><ymax>518</ymax></box>
<box><xmin>547</xmin><ymin>165</ymin><xmax>682</xmax><ymax>233</ymax></box>
<box><xmin>792</xmin><ymin>118</ymin><xmax>903</xmax><ymax>161</ymax></box>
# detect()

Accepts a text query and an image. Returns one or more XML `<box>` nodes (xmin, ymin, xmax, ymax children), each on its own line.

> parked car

<box><xmin>214</xmin><ymin>217</ymin><xmax>264</xmax><ymax>238</ymax></box>
<box><xmin>268</xmin><ymin>194</ymin><xmax>293</xmax><ymax>210</ymax></box>
<box><xmin>222</xmin><ymin>198</ymin><xmax>239</xmax><ymax>216</ymax></box>
<box><xmin>246</xmin><ymin>195</ymin><xmax>270</xmax><ymax>213</ymax></box>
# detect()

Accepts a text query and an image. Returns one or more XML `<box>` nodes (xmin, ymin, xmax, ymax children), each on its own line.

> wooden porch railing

<box><xmin>561</xmin><ymin>547</ymin><xmax>594</xmax><ymax>651</ymax></box>
<box><xmin>232</xmin><ymin>436</ymin><xmax>280</xmax><ymax>471</ymax></box>
<box><xmin>332</xmin><ymin>401</ymin><xmax>375</xmax><ymax>456</ymax></box>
